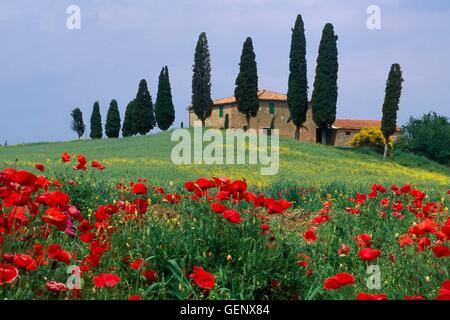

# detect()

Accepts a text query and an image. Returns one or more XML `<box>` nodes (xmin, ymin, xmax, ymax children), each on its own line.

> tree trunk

<box><xmin>383</xmin><ymin>143</ymin><xmax>389</xmax><ymax>159</ymax></box>
<box><xmin>201</xmin><ymin>119</ymin><xmax>206</xmax><ymax>127</ymax></box>
<box><xmin>295</xmin><ymin>126</ymin><xmax>300</xmax><ymax>140</ymax></box>
<box><xmin>246</xmin><ymin>115</ymin><xmax>250</xmax><ymax>130</ymax></box>
<box><xmin>321</xmin><ymin>128</ymin><xmax>327</xmax><ymax>144</ymax></box>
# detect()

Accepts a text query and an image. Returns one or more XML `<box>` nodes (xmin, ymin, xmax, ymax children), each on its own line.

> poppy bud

<box><xmin>227</xmin><ymin>255</ymin><xmax>232</xmax><ymax>262</ymax></box>
<box><xmin>425</xmin><ymin>276</ymin><xmax>431</xmax><ymax>283</ymax></box>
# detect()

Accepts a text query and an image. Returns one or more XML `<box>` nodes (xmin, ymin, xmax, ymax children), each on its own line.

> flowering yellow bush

<box><xmin>350</xmin><ymin>127</ymin><xmax>387</xmax><ymax>152</ymax></box>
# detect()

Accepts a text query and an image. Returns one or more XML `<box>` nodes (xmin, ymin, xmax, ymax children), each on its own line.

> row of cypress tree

<box><xmin>70</xmin><ymin>66</ymin><xmax>175</xmax><ymax>139</ymax></box>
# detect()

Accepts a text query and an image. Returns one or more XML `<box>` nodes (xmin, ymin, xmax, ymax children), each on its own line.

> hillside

<box><xmin>0</xmin><ymin>130</ymin><xmax>449</xmax><ymax>192</ymax></box>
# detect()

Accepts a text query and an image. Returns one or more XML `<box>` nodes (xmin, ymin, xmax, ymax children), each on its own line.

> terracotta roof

<box><xmin>213</xmin><ymin>89</ymin><xmax>287</xmax><ymax>105</ymax></box>
<box><xmin>333</xmin><ymin>119</ymin><xmax>401</xmax><ymax>131</ymax></box>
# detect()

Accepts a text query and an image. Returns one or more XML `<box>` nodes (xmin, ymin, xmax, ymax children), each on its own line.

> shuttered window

<box><xmin>269</xmin><ymin>102</ymin><xmax>275</xmax><ymax>115</ymax></box>
<box><xmin>219</xmin><ymin>106</ymin><xmax>224</xmax><ymax>117</ymax></box>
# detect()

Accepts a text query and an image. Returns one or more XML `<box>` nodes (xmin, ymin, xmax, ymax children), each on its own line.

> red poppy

<box><xmin>358</xmin><ymin>248</ymin><xmax>381</xmax><ymax>261</ymax></box>
<box><xmin>130</xmin><ymin>258</ymin><xmax>143</xmax><ymax>270</ymax></box>
<box><xmin>436</xmin><ymin>280</ymin><xmax>450</xmax><ymax>300</ymax></box>
<box><xmin>260</xmin><ymin>223</ymin><xmax>270</xmax><ymax>234</ymax></box>
<box><xmin>166</xmin><ymin>194</ymin><xmax>181</xmax><ymax>204</ymax></box>
<box><xmin>93</xmin><ymin>273</ymin><xmax>121</xmax><ymax>288</ymax></box>
<box><xmin>132</xmin><ymin>183</ymin><xmax>148</xmax><ymax>195</ymax></box>
<box><xmin>211</xmin><ymin>203</ymin><xmax>227</xmax><ymax>214</ymax></box>
<box><xmin>73</xmin><ymin>155</ymin><xmax>87</xmax><ymax>171</ymax></box>
<box><xmin>338</xmin><ymin>244</ymin><xmax>350</xmax><ymax>255</ymax></box>
<box><xmin>404</xmin><ymin>295</ymin><xmax>425</xmax><ymax>300</ymax></box>
<box><xmin>12</xmin><ymin>170</ymin><xmax>38</xmax><ymax>187</ymax></box>
<box><xmin>91</xmin><ymin>160</ymin><xmax>106</xmax><ymax>170</ymax></box>
<box><xmin>129</xmin><ymin>295</ymin><xmax>142</xmax><ymax>300</ymax></box>
<box><xmin>48</xmin><ymin>244</ymin><xmax>72</xmax><ymax>264</ymax></box>
<box><xmin>432</xmin><ymin>245</ymin><xmax>450</xmax><ymax>258</ymax></box>
<box><xmin>324</xmin><ymin>272</ymin><xmax>355</xmax><ymax>290</ymax></box>
<box><xmin>189</xmin><ymin>266</ymin><xmax>215</xmax><ymax>290</ymax></box>
<box><xmin>0</xmin><ymin>264</ymin><xmax>19</xmax><ymax>285</ymax></box>
<box><xmin>356</xmin><ymin>293</ymin><xmax>388</xmax><ymax>300</ymax></box>
<box><xmin>42</xmin><ymin>207</ymin><xmax>68</xmax><ymax>230</ymax></box>
<box><xmin>223</xmin><ymin>209</ymin><xmax>242</xmax><ymax>224</ymax></box>
<box><xmin>46</xmin><ymin>281</ymin><xmax>69</xmax><ymax>293</ymax></box>
<box><xmin>196</xmin><ymin>178</ymin><xmax>215</xmax><ymax>190</ymax></box>
<box><xmin>355</xmin><ymin>234</ymin><xmax>372</xmax><ymax>248</ymax></box>
<box><xmin>35</xmin><ymin>163</ymin><xmax>45</xmax><ymax>172</ymax></box>
<box><xmin>399</xmin><ymin>234</ymin><xmax>414</xmax><ymax>247</ymax></box>
<box><xmin>7</xmin><ymin>206</ymin><xmax>30</xmax><ymax>228</ymax></box>
<box><xmin>13</xmin><ymin>253</ymin><xmax>38</xmax><ymax>271</ymax></box>
<box><xmin>380</xmin><ymin>198</ymin><xmax>390</xmax><ymax>207</ymax></box>
<box><xmin>61</xmin><ymin>152</ymin><xmax>71</xmax><ymax>163</ymax></box>
<box><xmin>303</xmin><ymin>229</ymin><xmax>317</xmax><ymax>242</ymax></box>
<box><xmin>143</xmin><ymin>270</ymin><xmax>158</xmax><ymax>282</ymax></box>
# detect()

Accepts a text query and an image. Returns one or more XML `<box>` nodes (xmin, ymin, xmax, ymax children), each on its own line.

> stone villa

<box><xmin>188</xmin><ymin>89</ymin><xmax>397</xmax><ymax>147</ymax></box>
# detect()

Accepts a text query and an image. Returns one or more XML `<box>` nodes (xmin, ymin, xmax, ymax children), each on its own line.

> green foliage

<box><xmin>155</xmin><ymin>66</ymin><xmax>176</xmax><ymax>131</ymax></box>
<box><xmin>311</xmin><ymin>23</ymin><xmax>339</xmax><ymax>133</ymax></box>
<box><xmin>381</xmin><ymin>64</ymin><xmax>404</xmax><ymax>142</ymax></box>
<box><xmin>89</xmin><ymin>101</ymin><xmax>103</xmax><ymax>139</ymax></box>
<box><xmin>105</xmin><ymin>99</ymin><xmax>121</xmax><ymax>138</ymax></box>
<box><xmin>70</xmin><ymin>107</ymin><xmax>85</xmax><ymax>139</ymax></box>
<box><xmin>287</xmin><ymin>14</ymin><xmax>309</xmax><ymax>139</ymax></box>
<box><xmin>350</xmin><ymin>127</ymin><xmax>387</xmax><ymax>153</ymax></box>
<box><xmin>235</xmin><ymin>37</ymin><xmax>259</xmax><ymax>128</ymax></box>
<box><xmin>395</xmin><ymin>112</ymin><xmax>450</xmax><ymax>166</ymax></box>
<box><xmin>122</xmin><ymin>100</ymin><xmax>135</xmax><ymax>137</ymax></box>
<box><xmin>191</xmin><ymin>32</ymin><xmax>212</xmax><ymax>126</ymax></box>
<box><xmin>133</xmin><ymin>79</ymin><xmax>156</xmax><ymax>135</ymax></box>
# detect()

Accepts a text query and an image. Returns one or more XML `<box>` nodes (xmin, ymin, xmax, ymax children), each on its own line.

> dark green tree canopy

<box><xmin>381</xmin><ymin>63</ymin><xmax>404</xmax><ymax>141</ymax></box>
<box><xmin>70</xmin><ymin>107</ymin><xmax>85</xmax><ymax>139</ymax></box>
<box><xmin>122</xmin><ymin>100</ymin><xmax>135</xmax><ymax>137</ymax></box>
<box><xmin>89</xmin><ymin>101</ymin><xmax>103</xmax><ymax>139</ymax></box>
<box><xmin>155</xmin><ymin>66</ymin><xmax>176</xmax><ymax>131</ymax></box>
<box><xmin>287</xmin><ymin>14</ymin><xmax>309</xmax><ymax>139</ymax></box>
<box><xmin>105</xmin><ymin>99</ymin><xmax>121</xmax><ymax>138</ymax></box>
<box><xmin>234</xmin><ymin>36</ymin><xmax>259</xmax><ymax>128</ymax></box>
<box><xmin>132</xmin><ymin>79</ymin><xmax>156</xmax><ymax>135</ymax></box>
<box><xmin>191</xmin><ymin>32</ymin><xmax>212</xmax><ymax>126</ymax></box>
<box><xmin>311</xmin><ymin>23</ymin><xmax>339</xmax><ymax>129</ymax></box>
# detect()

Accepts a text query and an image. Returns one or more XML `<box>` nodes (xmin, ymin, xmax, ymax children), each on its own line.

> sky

<box><xmin>0</xmin><ymin>0</ymin><xmax>449</xmax><ymax>145</ymax></box>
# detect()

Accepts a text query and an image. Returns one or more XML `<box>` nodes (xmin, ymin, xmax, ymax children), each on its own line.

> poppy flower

<box><xmin>195</xmin><ymin>178</ymin><xmax>215</xmax><ymax>190</ymax></box>
<box><xmin>432</xmin><ymin>245</ymin><xmax>450</xmax><ymax>258</ymax></box>
<box><xmin>48</xmin><ymin>244</ymin><xmax>72</xmax><ymax>264</ymax></box>
<box><xmin>42</xmin><ymin>207</ymin><xmax>68</xmax><ymax>230</ymax></box>
<box><xmin>129</xmin><ymin>295</ymin><xmax>142</xmax><ymax>300</ymax></box>
<box><xmin>436</xmin><ymin>280</ymin><xmax>450</xmax><ymax>300</ymax></box>
<box><xmin>399</xmin><ymin>234</ymin><xmax>414</xmax><ymax>247</ymax></box>
<box><xmin>91</xmin><ymin>160</ymin><xmax>105</xmax><ymax>170</ymax></box>
<box><xmin>356</xmin><ymin>293</ymin><xmax>388</xmax><ymax>300</ymax></box>
<box><xmin>143</xmin><ymin>270</ymin><xmax>158</xmax><ymax>282</ymax></box>
<box><xmin>166</xmin><ymin>194</ymin><xmax>181</xmax><ymax>204</ymax></box>
<box><xmin>13</xmin><ymin>253</ymin><xmax>38</xmax><ymax>271</ymax></box>
<box><xmin>338</xmin><ymin>244</ymin><xmax>350</xmax><ymax>256</ymax></box>
<box><xmin>46</xmin><ymin>281</ymin><xmax>69</xmax><ymax>293</ymax></box>
<box><xmin>61</xmin><ymin>152</ymin><xmax>71</xmax><ymax>163</ymax></box>
<box><xmin>223</xmin><ymin>209</ymin><xmax>242</xmax><ymax>224</ymax></box>
<box><xmin>132</xmin><ymin>183</ymin><xmax>148</xmax><ymax>195</ymax></box>
<box><xmin>355</xmin><ymin>234</ymin><xmax>372</xmax><ymax>248</ymax></box>
<box><xmin>189</xmin><ymin>266</ymin><xmax>215</xmax><ymax>290</ymax></box>
<box><xmin>260</xmin><ymin>223</ymin><xmax>270</xmax><ymax>234</ymax></box>
<box><xmin>303</xmin><ymin>229</ymin><xmax>317</xmax><ymax>242</ymax></box>
<box><xmin>0</xmin><ymin>264</ymin><xmax>19</xmax><ymax>285</ymax></box>
<box><xmin>93</xmin><ymin>273</ymin><xmax>121</xmax><ymax>288</ymax></box>
<box><xmin>211</xmin><ymin>203</ymin><xmax>227</xmax><ymax>214</ymax></box>
<box><xmin>12</xmin><ymin>170</ymin><xmax>38</xmax><ymax>187</ymax></box>
<box><xmin>404</xmin><ymin>295</ymin><xmax>425</xmax><ymax>300</ymax></box>
<box><xmin>35</xmin><ymin>163</ymin><xmax>45</xmax><ymax>172</ymax></box>
<box><xmin>130</xmin><ymin>258</ymin><xmax>143</xmax><ymax>270</ymax></box>
<box><xmin>358</xmin><ymin>248</ymin><xmax>381</xmax><ymax>261</ymax></box>
<box><xmin>324</xmin><ymin>272</ymin><xmax>355</xmax><ymax>290</ymax></box>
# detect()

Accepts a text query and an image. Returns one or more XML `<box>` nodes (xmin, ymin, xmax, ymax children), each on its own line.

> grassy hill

<box><xmin>0</xmin><ymin>130</ymin><xmax>449</xmax><ymax>192</ymax></box>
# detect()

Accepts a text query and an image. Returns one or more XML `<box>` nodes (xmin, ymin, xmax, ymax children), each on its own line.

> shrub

<box><xmin>395</xmin><ymin>112</ymin><xmax>450</xmax><ymax>166</ymax></box>
<box><xmin>350</xmin><ymin>127</ymin><xmax>387</xmax><ymax>152</ymax></box>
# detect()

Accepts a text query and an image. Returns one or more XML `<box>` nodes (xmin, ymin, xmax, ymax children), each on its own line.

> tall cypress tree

<box><xmin>105</xmin><ymin>99</ymin><xmax>121</xmax><ymax>138</ymax></box>
<box><xmin>122</xmin><ymin>100</ymin><xmax>135</xmax><ymax>137</ymax></box>
<box><xmin>155</xmin><ymin>66</ymin><xmax>176</xmax><ymax>131</ymax></box>
<box><xmin>381</xmin><ymin>63</ymin><xmax>404</xmax><ymax>158</ymax></box>
<box><xmin>235</xmin><ymin>36</ymin><xmax>259</xmax><ymax>129</ymax></box>
<box><xmin>287</xmin><ymin>14</ymin><xmax>309</xmax><ymax>140</ymax></box>
<box><xmin>89</xmin><ymin>101</ymin><xmax>103</xmax><ymax>139</ymax></box>
<box><xmin>311</xmin><ymin>23</ymin><xmax>339</xmax><ymax>144</ymax></box>
<box><xmin>70</xmin><ymin>107</ymin><xmax>85</xmax><ymax>139</ymax></box>
<box><xmin>191</xmin><ymin>32</ymin><xmax>212</xmax><ymax>127</ymax></box>
<box><xmin>132</xmin><ymin>79</ymin><xmax>156</xmax><ymax>135</ymax></box>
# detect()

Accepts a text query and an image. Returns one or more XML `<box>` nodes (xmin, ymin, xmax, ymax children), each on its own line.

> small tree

<box><xmin>105</xmin><ymin>99</ymin><xmax>121</xmax><ymax>138</ymax></box>
<box><xmin>71</xmin><ymin>108</ymin><xmax>85</xmax><ymax>139</ymax></box>
<box><xmin>191</xmin><ymin>32</ymin><xmax>213</xmax><ymax>127</ymax></box>
<box><xmin>89</xmin><ymin>101</ymin><xmax>103</xmax><ymax>139</ymax></box>
<box><xmin>381</xmin><ymin>63</ymin><xmax>404</xmax><ymax>158</ymax></box>
<box><xmin>350</xmin><ymin>127</ymin><xmax>387</xmax><ymax>153</ymax></box>
<box><xmin>287</xmin><ymin>14</ymin><xmax>309</xmax><ymax>140</ymax></box>
<box><xmin>133</xmin><ymin>79</ymin><xmax>156</xmax><ymax>135</ymax></box>
<box><xmin>224</xmin><ymin>114</ymin><xmax>229</xmax><ymax>129</ymax></box>
<box><xmin>180</xmin><ymin>121</ymin><xmax>184</xmax><ymax>129</ymax></box>
<box><xmin>155</xmin><ymin>66</ymin><xmax>176</xmax><ymax>131</ymax></box>
<box><xmin>122</xmin><ymin>100</ymin><xmax>135</xmax><ymax>137</ymax></box>
<box><xmin>311</xmin><ymin>23</ymin><xmax>339</xmax><ymax>144</ymax></box>
<box><xmin>235</xmin><ymin>37</ymin><xmax>259</xmax><ymax>129</ymax></box>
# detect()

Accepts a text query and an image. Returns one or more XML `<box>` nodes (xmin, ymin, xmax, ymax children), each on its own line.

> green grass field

<box><xmin>1</xmin><ymin>129</ymin><xmax>449</xmax><ymax>192</ymax></box>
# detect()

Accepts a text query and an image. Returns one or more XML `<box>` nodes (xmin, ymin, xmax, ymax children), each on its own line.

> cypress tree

<box><xmin>89</xmin><ymin>101</ymin><xmax>103</xmax><ymax>139</ymax></box>
<box><xmin>155</xmin><ymin>66</ymin><xmax>176</xmax><ymax>131</ymax></box>
<box><xmin>105</xmin><ymin>99</ymin><xmax>121</xmax><ymax>138</ymax></box>
<box><xmin>133</xmin><ymin>79</ymin><xmax>156</xmax><ymax>135</ymax></box>
<box><xmin>235</xmin><ymin>37</ymin><xmax>259</xmax><ymax>129</ymax></box>
<box><xmin>122</xmin><ymin>100</ymin><xmax>135</xmax><ymax>137</ymax></box>
<box><xmin>191</xmin><ymin>32</ymin><xmax>212</xmax><ymax>127</ymax></box>
<box><xmin>287</xmin><ymin>14</ymin><xmax>309</xmax><ymax>140</ymax></box>
<box><xmin>70</xmin><ymin>107</ymin><xmax>85</xmax><ymax>139</ymax></box>
<box><xmin>381</xmin><ymin>63</ymin><xmax>404</xmax><ymax>158</ymax></box>
<box><xmin>311</xmin><ymin>23</ymin><xmax>339</xmax><ymax>144</ymax></box>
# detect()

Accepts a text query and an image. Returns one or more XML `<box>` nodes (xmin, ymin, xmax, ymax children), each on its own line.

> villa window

<box><xmin>269</xmin><ymin>101</ymin><xmax>275</xmax><ymax>115</ymax></box>
<box><xmin>345</xmin><ymin>131</ymin><xmax>351</xmax><ymax>136</ymax></box>
<box><xmin>219</xmin><ymin>106</ymin><xmax>224</xmax><ymax>117</ymax></box>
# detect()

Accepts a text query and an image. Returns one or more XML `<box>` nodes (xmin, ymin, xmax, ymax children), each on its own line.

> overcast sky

<box><xmin>1</xmin><ymin>0</ymin><xmax>449</xmax><ymax>144</ymax></box>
